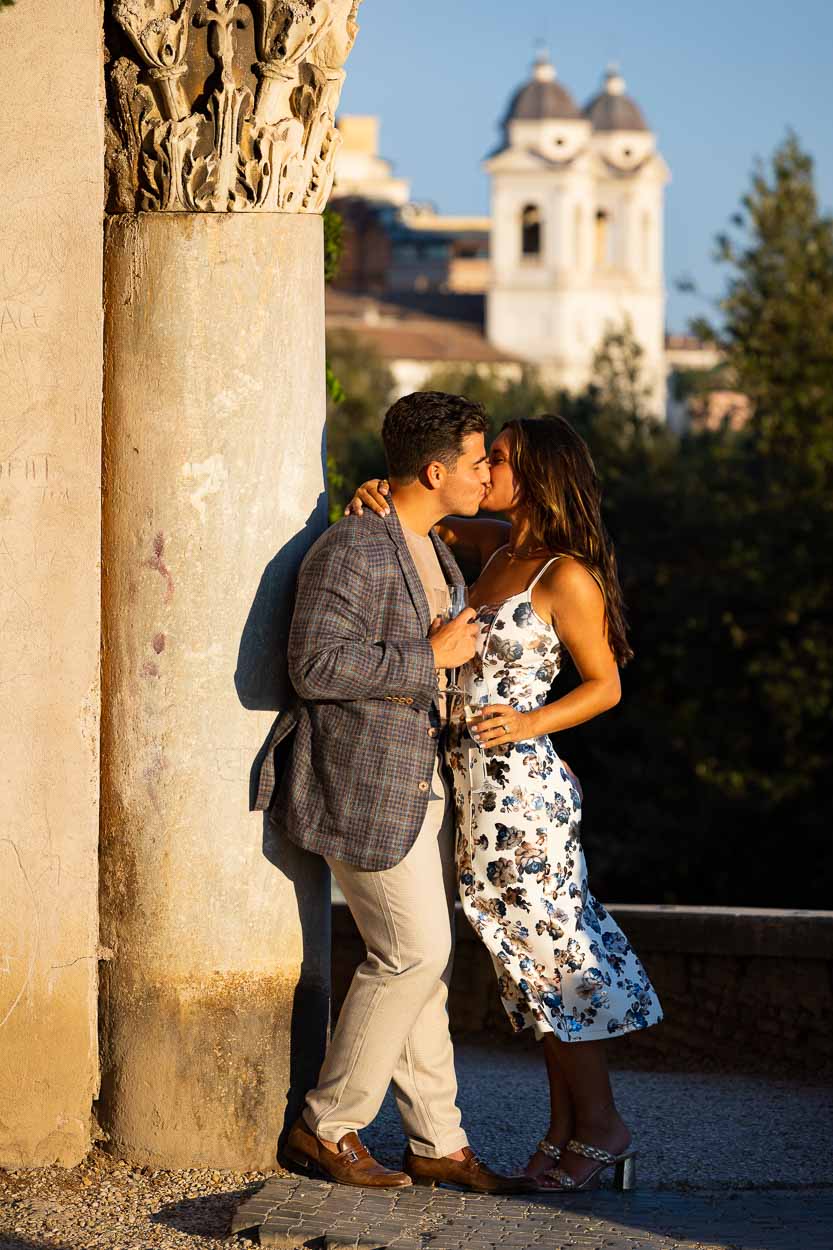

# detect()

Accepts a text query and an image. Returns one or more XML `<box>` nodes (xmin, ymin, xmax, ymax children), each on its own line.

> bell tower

<box><xmin>486</xmin><ymin>56</ymin><xmax>670</xmax><ymax>415</ymax></box>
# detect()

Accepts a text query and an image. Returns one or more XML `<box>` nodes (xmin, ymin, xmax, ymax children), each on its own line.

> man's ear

<box><xmin>420</xmin><ymin>461</ymin><xmax>446</xmax><ymax>490</ymax></box>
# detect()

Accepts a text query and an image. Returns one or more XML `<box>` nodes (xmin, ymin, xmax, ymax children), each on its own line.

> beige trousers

<box><xmin>304</xmin><ymin>756</ymin><xmax>468</xmax><ymax>1158</ymax></box>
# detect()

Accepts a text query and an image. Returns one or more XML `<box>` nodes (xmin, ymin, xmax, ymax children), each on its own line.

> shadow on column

<box><xmin>262</xmin><ymin>816</ymin><xmax>331</xmax><ymax>1153</ymax></box>
<box><xmin>234</xmin><ymin>491</ymin><xmax>331</xmax><ymax>1157</ymax></box>
<box><xmin>234</xmin><ymin>494</ymin><xmax>327</xmax><ymax>714</ymax></box>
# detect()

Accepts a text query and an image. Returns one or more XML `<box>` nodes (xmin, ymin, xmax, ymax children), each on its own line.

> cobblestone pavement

<box><xmin>234</xmin><ymin>1176</ymin><xmax>833</xmax><ymax>1250</ymax></box>
<box><xmin>1</xmin><ymin>1048</ymin><xmax>830</xmax><ymax>1250</ymax></box>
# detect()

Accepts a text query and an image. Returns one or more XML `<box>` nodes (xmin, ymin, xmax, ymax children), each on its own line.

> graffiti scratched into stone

<box><xmin>0</xmin><ymin>453</ymin><xmax>53</xmax><ymax>483</ymax></box>
<box><xmin>0</xmin><ymin>303</ymin><xmax>46</xmax><ymax>333</ymax></box>
<box><xmin>0</xmin><ymin>839</ymin><xmax>39</xmax><ymax>1032</ymax></box>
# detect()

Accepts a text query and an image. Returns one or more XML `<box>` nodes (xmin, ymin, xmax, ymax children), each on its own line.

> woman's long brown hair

<box><xmin>503</xmin><ymin>415</ymin><xmax>634</xmax><ymax>666</ymax></box>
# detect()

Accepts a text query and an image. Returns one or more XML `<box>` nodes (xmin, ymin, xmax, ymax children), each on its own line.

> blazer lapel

<box><xmin>383</xmin><ymin>502</ymin><xmax>432</xmax><ymax>635</ymax></box>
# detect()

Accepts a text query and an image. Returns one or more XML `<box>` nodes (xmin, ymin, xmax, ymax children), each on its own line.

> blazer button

<box><xmin>418</xmin><ymin>780</ymin><xmax>430</xmax><ymax>792</ymax></box>
<box><xmin>427</xmin><ymin>727</ymin><xmax>438</xmax><ymax>738</ymax></box>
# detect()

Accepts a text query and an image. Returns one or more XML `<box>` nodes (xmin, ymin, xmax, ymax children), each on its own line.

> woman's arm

<box><xmin>435</xmin><ymin>515</ymin><xmax>509</xmax><ymax>566</ymax></box>
<box><xmin>345</xmin><ymin>479</ymin><xmax>508</xmax><ymax>565</ymax></box>
<box><xmin>474</xmin><ymin>558</ymin><xmax>621</xmax><ymax>746</ymax></box>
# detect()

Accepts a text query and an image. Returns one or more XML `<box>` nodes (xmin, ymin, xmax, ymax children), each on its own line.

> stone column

<box><xmin>0</xmin><ymin>2</ymin><xmax>104</xmax><ymax>1166</ymax></box>
<box><xmin>98</xmin><ymin>0</ymin><xmax>362</xmax><ymax>1169</ymax></box>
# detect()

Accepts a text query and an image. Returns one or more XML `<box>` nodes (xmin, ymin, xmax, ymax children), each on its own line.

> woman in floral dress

<box><xmin>348</xmin><ymin>415</ymin><xmax>662</xmax><ymax>1191</ymax></box>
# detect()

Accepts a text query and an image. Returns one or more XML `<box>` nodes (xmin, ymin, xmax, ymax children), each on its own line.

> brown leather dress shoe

<box><xmin>403</xmin><ymin>1146</ymin><xmax>538</xmax><ymax>1194</ymax></box>
<box><xmin>283</xmin><ymin>1116</ymin><xmax>412</xmax><ymax>1188</ymax></box>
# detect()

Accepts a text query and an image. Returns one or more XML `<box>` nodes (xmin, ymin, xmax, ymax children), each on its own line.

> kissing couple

<box><xmin>252</xmin><ymin>390</ymin><xmax>661</xmax><ymax>1193</ymax></box>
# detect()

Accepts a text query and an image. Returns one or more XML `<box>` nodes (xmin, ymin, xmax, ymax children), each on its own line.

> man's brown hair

<box><xmin>382</xmin><ymin>391</ymin><xmax>487</xmax><ymax>482</ymax></box>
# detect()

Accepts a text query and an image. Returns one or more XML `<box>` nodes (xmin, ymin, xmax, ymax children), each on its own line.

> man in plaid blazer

<box><xmin>251</xmin><ymin>493</ymin><xmax>466</xmax><ymax>871</ymax></box>
<box><xmin>251</xmin><ymin>393</ymin><xmax>526</xmax><ymax>1193</ymax></box>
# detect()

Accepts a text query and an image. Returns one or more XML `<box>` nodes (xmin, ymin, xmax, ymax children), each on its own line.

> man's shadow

<box><xmin>234</xmin><ymin>488</ymin><xmax>331</xmax><ymax>1155</ymax></box>
<box><xmin>234</xmin><ymin>493</ymin><xmax>327</xmax><ymax>715</ymax></box>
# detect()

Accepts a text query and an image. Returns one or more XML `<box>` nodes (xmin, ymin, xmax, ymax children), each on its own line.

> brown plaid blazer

<box><xmin>249</xmin><ymin>502</ymin><xmax>465</xmax><ymax>871</ymax></box>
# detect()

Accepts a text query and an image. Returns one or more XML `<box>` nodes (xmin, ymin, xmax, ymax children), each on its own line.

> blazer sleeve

<box><xmin>288</xmin><ymin>542</ymin><xmax>438</xmax><ymax>710</ymax></box>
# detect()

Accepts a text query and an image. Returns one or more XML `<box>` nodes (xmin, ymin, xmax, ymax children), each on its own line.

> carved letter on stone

<box><xmin>107</xmin><ymin>0</ymin><xmax>362</xmax><ymax>212</ymax></box>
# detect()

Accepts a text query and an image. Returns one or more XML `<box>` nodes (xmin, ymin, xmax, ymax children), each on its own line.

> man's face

<box><xmin>436</xmin><ymin>432</ymin><xmax>490</xmax><ymax>515</ymax></box>
<box><xmin>479</xmin><ymin>431</ymin><xmax>519</xmax><ymax>513</ymax></box>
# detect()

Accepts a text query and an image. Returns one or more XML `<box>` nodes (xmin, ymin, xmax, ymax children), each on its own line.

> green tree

<box><xmin>588</xmin><ymin>317</ymin><xmax>652</xmax><ymax>420</ymax></box>
<box><xmin>572</xmin><ymin>136</ymin><xmax>833</xmax><ymax>906</ymax></box>
<box><xmin>701</xmin><ymin>138</ymin><xmax>832</xmax><ymax>825</ymax></box>
<box><xmin>325</xmin><ymin>328</ymin><xmax>394</xmax><ymax>517</ymax></box>
<box><xmin>560</xmin><ymin>323</ymin><xmax>677</xmax><ymax>488</ymax></box>
<box><xmin>693</xmin><ymin>132</ymin><xmax>833</xmax><ymax>476</ymax></box>
<box><xmin>323</xmin><ymin>208</ymin><xmax>343</xmax><ymax>286</ymax></box>
<box><xmin>424</xmin><ymin>364</ymin><xmax>555</xmax><ymax>440</ymax></box>
<box><xmin>683</xmin><ymin>135</ymin><xmax>833</xmax><ymax>858</ymax></box>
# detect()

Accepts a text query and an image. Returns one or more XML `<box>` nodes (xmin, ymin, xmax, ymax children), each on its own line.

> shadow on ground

<box><xmin>150</xmin><ymin>1184</ymin><xmax>260</xmax><ymax>1239</ymax></box>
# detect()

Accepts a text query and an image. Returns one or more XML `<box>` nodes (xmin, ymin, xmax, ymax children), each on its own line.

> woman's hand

<box><xmin>344</xmin><ymin>479</ymin><xmax>390</xmax><ymax>517</ymax></box>
<box><xmin>470</xmin><ymin>704</ymin><xmax>536</xmax><ymax>747</ymax></box>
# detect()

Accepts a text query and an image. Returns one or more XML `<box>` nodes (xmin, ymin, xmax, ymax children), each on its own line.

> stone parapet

<box><xmin>332</xmin><ymin>903</ymin><xmax>833</xmax><ymax>1076</ymax></box>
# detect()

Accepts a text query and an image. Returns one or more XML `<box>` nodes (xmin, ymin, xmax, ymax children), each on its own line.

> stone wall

<box><xmin>332</xmin><ymin>904</ymin><xmax>833</xmax><ymax>1077</ymax></box>
<box><xmin>0</xmin><ymin>0</ymin><xmax>364</xmax><ymax>1171</ymax></box>
<box><xmin>0</xmin><ymin>2</ymin><xmax>105</xmax><ymax>1165</ymax></box>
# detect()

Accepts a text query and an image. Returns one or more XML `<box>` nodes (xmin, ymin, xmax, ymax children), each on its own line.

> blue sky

<box><xmin>339</xmin><ymin>0</ymin><xmax>833</xmax><ymax>332</ymax></box>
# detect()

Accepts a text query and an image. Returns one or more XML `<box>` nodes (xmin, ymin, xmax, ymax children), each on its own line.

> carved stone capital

<box><xmin>106</xmin><ymin>0</ymin><xmax>362</xmax><ymax>213</ymax></box>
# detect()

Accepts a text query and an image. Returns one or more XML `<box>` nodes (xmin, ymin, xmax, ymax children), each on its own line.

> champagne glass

<box><xmin>465</xmin><ymin>691</ymin><xmax>492</xmax><ymax>794</ymax></box>
<box><xmin>448</xmin><ymin>584</ymin><xmax>468</xmax><ymax>620</ymax></box>
<box><xmin>443</xmin><ymin>584</ymin><xmax>469</xmax><ymax>708</ymax></box>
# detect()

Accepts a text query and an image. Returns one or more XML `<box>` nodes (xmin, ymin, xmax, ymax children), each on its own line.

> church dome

<box><xmin>504</xmin><ymin>53</ymin><xmax>581</xmax><ymax>124</ymax></box>
<box><xmin>583</xmin><ymin>66</ymin><xmax>649</xmax><ymax>131</ymax></box>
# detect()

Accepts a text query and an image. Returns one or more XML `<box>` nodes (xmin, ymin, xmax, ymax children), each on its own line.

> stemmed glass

<box><xmin>442</xmin><ymin>586</ymin><xmax>491</xmax><ymax>795</ymax></box>
<box><xmin>447</xmin><ymin>583</ymin><xmax>468</xmax><ymax>621</ymax></box>
<box><xmin>443</xmin><ymin>584</ymin><xmax>469</xmax><ymax>706</ymax></box>
<box><xmin>465</xmin><ymin>691</ymin><xmax>491</xmax><ymax>794</ymax></box>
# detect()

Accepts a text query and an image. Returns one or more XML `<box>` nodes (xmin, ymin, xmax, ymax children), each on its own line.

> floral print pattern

<box><xmin>448</xmin><ymin>564</ymin><xmax>663</xmax><ymax>1042</ymax></box>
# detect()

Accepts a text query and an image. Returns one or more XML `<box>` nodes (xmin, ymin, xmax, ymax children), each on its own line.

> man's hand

<box><xmin>429</xmin><ymin>609</ymin><xmax>478</xmax><ymax>669</ymax></box>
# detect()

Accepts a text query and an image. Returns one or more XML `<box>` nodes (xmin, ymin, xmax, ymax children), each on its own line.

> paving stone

<box><xmin>246</xmin><ymin>1187</ymin><xmax>833</xmax><ymax>1250</ymax></box>
<box><xmin>323</xmin><ymin>1231</ymin><xmax>361</xmax><ymax>1249</ymax></box>
<box><xmin>259</xmin><ymin>1220</ymin><xmax>307</xmax><ymax>1249</ymax></box>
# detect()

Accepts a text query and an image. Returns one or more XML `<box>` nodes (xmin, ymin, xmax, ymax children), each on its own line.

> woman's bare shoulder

<box><xmin>540</xmin><ymin>556</ymin><xmax>604</xmax><ymax>609</ymax></box>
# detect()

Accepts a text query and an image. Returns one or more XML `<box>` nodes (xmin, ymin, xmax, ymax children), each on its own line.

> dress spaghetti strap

<box><xmin>476</xmin><ymin>543</ymin><xmax>508</xmax><ymax>579</ymax></box>
<box><xmin>526</xmin><ymin>555</ymin><xmax>563</xmax><ymax>594</ymax></box>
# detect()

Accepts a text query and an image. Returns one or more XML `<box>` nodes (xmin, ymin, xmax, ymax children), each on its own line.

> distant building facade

<box><xmin>330</xmin><ymin>55</ymin><xmax>717</xmax><ymax>424</ymax></box>
<box><xmin>333</xmin><ymin>115</ymin><xmax>411</xmax><ymax>206</ymax></box>
<box><xmin>331</xmin><ymin>117</ymin><xmax>490</xmax><ymax>300</ymax></box>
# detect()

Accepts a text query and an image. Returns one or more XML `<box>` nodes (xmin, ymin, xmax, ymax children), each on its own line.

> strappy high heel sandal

<box><xmin>539</xmin><ymin>1138</ymin><xmax>637</xmax><ymax>1193</ymax></box>
<box><xmin>526</xmin><ymin>1138</ymin><xmax>564</xmax><ymax>1189</ymax></box>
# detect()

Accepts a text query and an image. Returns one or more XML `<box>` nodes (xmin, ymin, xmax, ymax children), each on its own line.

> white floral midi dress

<box><xmin>448</xmin><ymin>557</ymin><xmax>663</xmax><ymax>1042</ymax></box>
